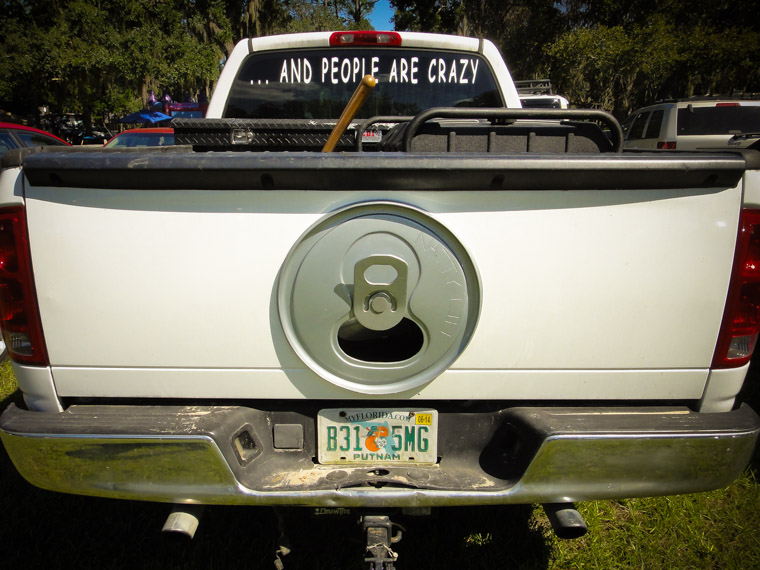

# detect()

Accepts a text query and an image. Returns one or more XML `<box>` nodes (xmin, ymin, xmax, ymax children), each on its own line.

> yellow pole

<box><xmin>322</xmin><ymin>75</ymin><xmax>377</xmax><ymax>152</ymax></box>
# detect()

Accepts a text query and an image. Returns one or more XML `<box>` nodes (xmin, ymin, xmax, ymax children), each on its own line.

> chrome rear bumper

<box><xmin>1</xmin><ymin>403</ymin><xmax>757</xmax><ymax>506</ymax></box>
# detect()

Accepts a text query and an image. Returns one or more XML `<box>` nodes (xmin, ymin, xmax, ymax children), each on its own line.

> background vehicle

<box><xmin>514</xmin><ymin>79</ymin><xmax>570</xmax><ymax>109</ymax></box>
<box><xmin>165</xmin><ymin>101</ymin><xmax>208</xmax><ymax>119</ymax></box>
<box><xmin>104</xmin><ymin>128</ymin><xmax>174</xmax><ymax>148</ymax></box>
<box><xmin>519</xmin><ymin>94</ymin><xmax>569</xmax><ymax>109</ymax></box>
<box><xmin>623</xmin><ymin>98</ymin><xmax>760</xmax><ymax>150</ymax></box>
<box><xmin>0</xmin><ymin>122</ymin><xmax>69</xmax><ymax>153</ymax></box>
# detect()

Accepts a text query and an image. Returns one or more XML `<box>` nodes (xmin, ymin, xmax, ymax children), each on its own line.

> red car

<box><xmin>0</xmin><ymin>122</ymin><xmax>70</xmax><ymax>153</ymax></box>
<box><xmin>105</xmin><ymin>128</ymin><xmax>174</xmax><ymax>148</ymax></box>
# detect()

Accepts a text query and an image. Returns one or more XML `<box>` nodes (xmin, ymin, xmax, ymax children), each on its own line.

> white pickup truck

<box><xmin>1</xmin><ymin>31</ymin><xmax>758</xmax><ymax>566</ymax></box>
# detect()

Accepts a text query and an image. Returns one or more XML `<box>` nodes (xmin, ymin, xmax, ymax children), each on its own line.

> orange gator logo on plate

<box><xmin>365</xmin><ymin>425</ymin><xmax>389</xmax><ymax>452</ymax></box>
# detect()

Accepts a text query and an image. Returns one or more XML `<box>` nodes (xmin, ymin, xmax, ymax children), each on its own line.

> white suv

<box><xmin>622</xmin><ymin>98</ymin><xmax>760</xmax><ymax>150</ymax></box>
<box><xmin>519</xmin><ymin>94</ymin><xmax>570</xmax><ymax>109</ymax></box>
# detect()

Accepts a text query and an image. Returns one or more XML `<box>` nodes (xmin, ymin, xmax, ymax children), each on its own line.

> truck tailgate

<box><xmin>21</xmin><ymin>151</ymin><xmax>745</xmax><ymax>400</ymax></box>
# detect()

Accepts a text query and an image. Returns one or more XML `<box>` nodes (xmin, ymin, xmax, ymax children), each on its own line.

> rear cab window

<box><xmin>224</xmin><ymin>48</ymin><xmax>503</xmax><ymax>119</ymax></box>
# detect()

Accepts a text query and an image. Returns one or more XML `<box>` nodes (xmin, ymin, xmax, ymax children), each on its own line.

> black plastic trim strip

<box><xmin>21</xmin><ymin>150</ymin><xmax>746</xmax><ymax>191</ymax></box>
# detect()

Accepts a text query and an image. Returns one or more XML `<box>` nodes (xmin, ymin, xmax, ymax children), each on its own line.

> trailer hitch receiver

<box><xmin>361</xmin><ymin>515</ymin><xmax>402</xmax><ymax>570</ymax></box>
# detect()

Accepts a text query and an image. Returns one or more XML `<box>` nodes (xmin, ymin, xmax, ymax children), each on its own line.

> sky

<box><xmin>368</xmin><ymin>0</ymin><xmax>394</xmax><ymax>30</ymax></box>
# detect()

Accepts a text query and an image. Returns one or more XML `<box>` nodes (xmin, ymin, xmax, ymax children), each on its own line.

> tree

<box><xmin>0</xmin><ymin>0</ymin><xmax>237</xmax><ymax>131</ymax></box>
<box><xmin>346</xmin><ymin>0</ymin><xmax>379</xmax><ymax>26</ymax></box>
<box><xmin>385</xmin><ymin>0</ymin><xmax>759</xmax><ymax>117</ymax></box>
<box><xmin>546</xmin><ymin>0</ymin><xmax>760</xmax><ymax>117</ymax></box>
<box><xmin>284</xmin><ymin>0</ymin><xmax>346</xmax><ymax>31</ymax></box>
<box><xmin>235</xmin><ymin>0</ymin><xmax>291</xmax><ymax>39</ymax></box>
<box><xmin>1</xmin><ymin>0</ymin><xmax>758</xmax><ymax>128</ymax></box>
<box><xmin>390</xmin><ymin>0</ymin><xmax>464</xmax><ymax>34</ymax></box>
<box><xmin>462</xmin><ymin>0</ymin><xmax>563</xmax><ymax>79</ymax></box>
<box><xmin>283</xmin><ymin>0</ymin><xmax>374</xmax><ymax>32</ymax></box>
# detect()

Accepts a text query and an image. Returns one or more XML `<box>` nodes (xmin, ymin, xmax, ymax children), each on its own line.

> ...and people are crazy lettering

<box><xmin>270</xmin><ymin>56</ymin><xmax>480</xmax><ymax>86</ymax></box>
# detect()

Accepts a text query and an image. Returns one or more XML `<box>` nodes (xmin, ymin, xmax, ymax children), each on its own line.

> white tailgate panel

<box><xmin>26</xmin><ymin>184</ymin><xmax>740</xmax><ymax>399</ymax></box>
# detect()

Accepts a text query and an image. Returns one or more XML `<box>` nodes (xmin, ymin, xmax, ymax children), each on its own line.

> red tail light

<box><xmin>716</xmin><ymin>103</ymin><xmax>740</xmax><ymax>107</ymax></box>
<box><xmin>713</xmin><ymin>209</ymin><xmax>760</xmax><ymax>368</ymax></box>
<box><xmin>329</xmin><ymin>31</ymin><xmax>401</xmax><ymax>46</ymax></box>
<box><xmin>657</xmin><ymin>141</ymin><xmax>677</xmax><ymax>150</ymax></box>
<box><xmin>0</xmin><ymin>206</ymin><xmax>48</xmax><ymax>365</ymax></box>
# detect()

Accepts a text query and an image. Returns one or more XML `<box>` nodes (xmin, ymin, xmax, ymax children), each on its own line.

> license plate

<box><xmin>317</xmin><ymin>408</ymin><xmax>438</xmax><ymax>465</ymax></box>
<box><xmin>362</xmin><ymin>130</ymin><xmax>382</xmax><ymax>143</ymax></box>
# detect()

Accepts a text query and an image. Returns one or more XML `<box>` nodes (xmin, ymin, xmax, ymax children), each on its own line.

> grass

<box><xmin>1</xmin><ymin>360</ymin><xmax>758</xmax><ymax>569</ymax></box>
<box><xmin>542</xmin><ymin>477</ymin><xmax>760</xmax><ymax>569</ymax></box>
<box><xmin>0</xmin><ymin>360</ymin><xmax>17</xmax><ymax>402</ymax></box>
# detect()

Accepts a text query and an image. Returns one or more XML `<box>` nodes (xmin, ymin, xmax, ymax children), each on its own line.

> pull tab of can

<box><xmin>353</xmin><ymin>255</ymin><xmax>408</xmax><ymax>331</ymax></box>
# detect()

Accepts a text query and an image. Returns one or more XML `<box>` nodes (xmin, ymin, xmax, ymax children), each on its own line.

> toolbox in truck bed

<box><xmin>172</xmin><ymin>117</ymin><xmax>357</xmax><ymax>151</ymax></box>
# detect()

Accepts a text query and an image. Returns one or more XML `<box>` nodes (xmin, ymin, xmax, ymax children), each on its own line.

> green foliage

<box><xmin>345</xmin><ymin>0</ymin><xmax>379</xmax><ymax>27</ymax></box>
<box><xmin>538</xmin><ymin>470</ymin><xmax>760</xmax><ymax>569</ymax></box>
<box><xmin>0</xmin><ymin>0</ymin><xmax>234</xmax><ymax>125</ymax></box>
<box><xmin>284</xmin><ymin>0</ymin><xmax>376</xmax><ymax>32</ymax></box>
<box><xmin>390</xmin><ymin>0</ymin><xmax>465</xmax><ymax>34</ymax></box>
<box><xmin>236</xmin><ymin>0</ymin><xmax>291</xmax><ymax>39</ymax></box>
<box><xmin>544</xmin><ymin>1</ymin><xmax>760</xmax><ymax>116</ymax></box>
<box><xmin>0</xmin><ymin>0</ymin><xmax>385</xmax><ymax>126</ymax></box>
<box><xmin>1</xmin><ymin>0</ymin><xmax>759</xmax><ymax>129</ymax></box>
<box><xmin>285</xmin><ymin>0</ymin><xmax>349</xmax><ymax>32</ymax></box>
<box><xmin>0</xmin><ymin>360</ymin><xmax>17</xmax><ymax>401</ymax></box>
<box><xmin>463</xmin><ymin>0</ymin><xmax>563</xmax><ymax>81</ymax></box>
<box><xmin>391</xmin><ymin>0</ymin><xmax>760</xmax><ymax>118</ymax></box>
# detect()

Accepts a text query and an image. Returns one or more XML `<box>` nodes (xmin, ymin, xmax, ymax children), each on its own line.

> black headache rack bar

<box><xmin>173</xmin><ymin>107</ymin><xmax>623</xmax><ymax>154</ymax></box>
<box><xmin>514</xmin><ymin>79</ymin><xmax>555</xmax><ymax>95</ymax></box>
<box><xmin>362</xmin><ymin>107</ymin><xmax>623</xmax><ymax>153</ymax></box>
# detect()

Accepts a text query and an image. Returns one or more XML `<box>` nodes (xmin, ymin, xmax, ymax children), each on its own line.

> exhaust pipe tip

<box><xmin>542</xmin><ymin>502</ymin><xmax>588</xmax><ymax>540</ymax></box>
<box><xmin>162</xmin><ymin>504</ymin><xmax>205</xmax><ymax>540</ymax></box>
